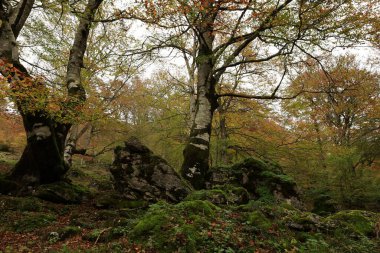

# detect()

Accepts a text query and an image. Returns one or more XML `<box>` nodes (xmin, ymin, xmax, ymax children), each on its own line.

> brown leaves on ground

<box><xmin>0</xmin><ymin>198</ymin><xmax>141</xmax><ymax>253</ymax></box>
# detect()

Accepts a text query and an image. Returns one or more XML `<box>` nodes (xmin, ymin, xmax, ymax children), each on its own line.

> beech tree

<box><xmin>126</xmin><ymin>0</ymin><xmax>373</xmax><ymax>188</ymax></box>
<box><xmin>285</xmin><ymin>55</ymin><xmax>380</xmax><ymax>170</ymax></box>
<box><xmin>0</xmin><ymin>0</ymin><xmax>103</xmax><ymax>186</ymax></box>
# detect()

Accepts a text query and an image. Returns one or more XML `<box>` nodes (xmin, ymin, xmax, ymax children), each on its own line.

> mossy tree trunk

<box><xmin>11</xmin><ymin>114</ymin><xmax>71</xmax><ymax>184</ymax></box>
<box><xmin>181</xmin><ymin>2</ymin><xmax>218</xmax><ymax>189</ymax></box>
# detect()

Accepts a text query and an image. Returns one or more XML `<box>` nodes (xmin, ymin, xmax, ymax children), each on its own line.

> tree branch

<box><xmin>9</xmin><ymin>0</ymin><xmax>35</xmax><ymax>39</ymax></box>
<box><xmin>214</xmin><ymin>0</ymin><xmax>294</xmax><ymax>80</ymax></box>
<box><xmin>66</xmin><ymin>0</ymin><xmax>103</xmax><ymax>101</ymax></box>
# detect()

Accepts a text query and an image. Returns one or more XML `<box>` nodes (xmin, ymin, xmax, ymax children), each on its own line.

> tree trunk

<box><xmin>64</xmin><ymin>123</ymin><xmax>92</xmax><ymax>167</ymax></box>
<box><xmin>181</xmin><ymin>80</ymin><xmax>218</xmax><ymax>189</ymax></box>
<box><xmin>180</xmin><ymin>1</ymin><xmax>219</xmax><ymax>189</ymax></box>
<box><xmin>10</xmin><ymin>114</ymin><xmax>70</xmax><ymax>184</ymax></box>
<box><xmin>218</xmin><ymin>111</ymin><xmax>229</xmax><ymax>165</ymax></box>
<box><xmin>312</xmin><ymin>118</ymin><xmax>327</xmax><ymax>170</ymax></box>
<box><xmin>181</xmin><ymin>44</ymin><xmax>218</xmax><ymax>188</ymax></box>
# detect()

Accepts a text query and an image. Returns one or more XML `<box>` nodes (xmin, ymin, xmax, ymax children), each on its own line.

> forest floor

<box><xmin>1</xmin><ymin>151</ymin><xmax>380</xmax><ymax>253</ymax></box>
<box><xmin>0</xmin><ymin>152</ymin><xmax>142</xmax><ymax>252</ymax></box>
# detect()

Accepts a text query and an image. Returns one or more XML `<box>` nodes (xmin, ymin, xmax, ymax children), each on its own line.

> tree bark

<box><xmin>11</xmin><ymin>115</ymin><xmax>70</xmax><ymax>184</ymax></box>
<box><xmin>181</xmin><ymin>4</ymin><xmax>218</xmax><ymax>188</ymax></box>
<box><xmin>218</xmin><ymin>111</ymin><xmax>229</xmax><ymax>165</ymax></box>
<box><xmin>181</xmin><ymin>77</ymin><xmax>218</xmax><ymax>189</ymax></box>
<box><xmin>64</xmin><ymin>122</ymin><xmax>92</xmax><ymax>167</ymax></box>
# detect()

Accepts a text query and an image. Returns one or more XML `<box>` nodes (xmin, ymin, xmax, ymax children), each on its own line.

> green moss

<box><xmin>130</xmin><ymin>202</ymin><xmax>173</xmax><ymax>250</ymax></box>
<box><xmin>1</xmin><ymin>196</ymin><xmax>42</xmax><ymax>212</ymax></box>
<box><xmin>279</xmin><ymin>202</ymin><xmax>297</xmax><ymax>211</ymax></box>
<box><xmin>58</xmin><ymin>226</ymin><xmax>82</xmax><ymax>240</ymax></box>
<box><xmin>0</xmin><ymin>152</ymin><xmax>17</xmax><ymax>166</ymax></box>
<box><xmin>129</xmin><ymin>200</ymin><xmax>218</xmax><ymax>252</ymax></box>
<box><xmin>176</xmin><ymin>200</ymin><xmax>219</xmax><ymax>216</ymax></box>
<box><xmin>326</xmin><ymin>210</ymin><xmax>378</xmax><ymax>236</ymax></box>
<box><xmin>117</xmin><ymin>200</ymin><xmax>148</xmax><ymax>209</ymax></box>
<box><xmin>210</xmin><ymin>157</ymin><xmax>298</xmax><ymax>204</ymax></box>
<box><xmin>82</xmin><ymin>229</ymin><xmax>104</xmax><ymax>242</ymax></box>
<box><xmin>82</xmin><ymin>227</ymin><xmax>124</xmax><ymax>243</ymax></box>
<box><xmin>184</xmin><ymin>189</ymin><xmax>227</xmax><ymax>205</ymax></box>
<box><xmin>283</xmin><ymin>211</ymin><xmax>322</xmax><ymax>232</ymax></box>
<box><xmin>12</xmin><ymin>212</ymin><xmax>56</xmax><ymax>232</ymax></box>
<box><xmin>260</xmin><ymin>171</ymin><xmax>295</xmax><ymax>185</ymax></box>
<box><xmin>109</xmin><ymin>226</ymin><xmax>130</xmax><ymax>239</ymax></box>
<box><xmin>248</xmin><ymin>210</ymin><xmax>273</xmax><ymax>230</ymax></box>
<box><xmin>212</xmin><ymin>184</ymin><xmax>250</xmax><ymax>204</ymax></box>
<box><xmin>94</xmin><ymin>193</ymin><xmax>148</xmax><ymax>209</ymax></box>
<box><xmin>35</xmin><ymin>181</ymin><xmax>90</xmax><ymax>204</ymax></box>
<box><xmin>231</xmin><ymin>157</ymin><xmax>269</xmax><ymax>172</ymax></box>
<box><xmin>256</xmin><ymin>185</ymin><xmax>275</xmax><ymax>203</ymax></box>
<box><xmin>131</xmin><ymin>211</ymin><xmax>170</xmax><ymax>237</ymax></box>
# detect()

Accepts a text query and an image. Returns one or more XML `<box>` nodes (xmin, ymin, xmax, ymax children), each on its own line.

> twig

<box><xmin>94</xmin><ymin>227</ymin><xmax>111</xmax><ymax>245</ymax></box>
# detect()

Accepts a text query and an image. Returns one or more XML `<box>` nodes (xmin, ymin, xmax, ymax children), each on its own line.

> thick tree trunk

<box><xmin>181</xmin><ymin>45</ymin><xmax>218</xmax><ymax>189</ymax></box>
<box><xmin>180</xmin><ymin>1</ymin><xmax>219</xmax><ymax>189</ymax></box>
<box><xmin>10</xmin><ymin>114</ymin><xmax>70</xmax><ymax>184</ymax></box>
<box><xmin>181</xmin><ymin>80</ymin><xmax>218</xmax><ymax>189</ymax></box>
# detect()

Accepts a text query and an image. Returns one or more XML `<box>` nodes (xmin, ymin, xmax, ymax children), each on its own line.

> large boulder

<box><xmin>110</xmin><ymin>137</ymin><xmax>191</xmax><ymax>203</ymax></box>
<box><xmin>206</xmin><ymin>157</ymin><xmax>299</xmax><ymax>204</ymax></box>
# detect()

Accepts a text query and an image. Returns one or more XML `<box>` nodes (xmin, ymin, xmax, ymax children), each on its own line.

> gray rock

<box><xmin>110</xmin><ymin>137</ymin><xmax>191</xmax><ymax>203</ymax></box>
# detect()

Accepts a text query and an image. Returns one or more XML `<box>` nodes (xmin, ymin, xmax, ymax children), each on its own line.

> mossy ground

<box><xmin>0</xmin><ymin>154</ymin><xmax>379</xmax><ymax>252</ymax></box>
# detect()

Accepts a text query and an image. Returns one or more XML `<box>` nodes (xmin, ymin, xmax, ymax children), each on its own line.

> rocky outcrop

<box><xmin>206</xmin><ymin>157</ymin><xmax>300</xmax><ymax>204</ymax></box>
<box><xmin>110</xmin><ymin>137</ymin><xmax>191</xmax><ymax>203</ymax></box>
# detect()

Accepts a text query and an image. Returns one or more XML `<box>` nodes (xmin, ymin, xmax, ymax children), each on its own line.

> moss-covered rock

<box><xmin>185</xmin><ymin>185</ymin><xmax>250</xmax><ymax>206</ymax></box>
<box><xmin>34</xmin><ymin>181</ymin><xmax>90</xmax><ymax>204</ymax></box>
<box><xmin>207</xmin><ymin>157</ymin><xmax>299</xmax><ymax>204</ymax></box>
<box><xmin>184</xmin><ymin>189</ymin><xmax>227</xmax><ymax>205</ymax></box>
<box><xmin>325</xmin><ymin>210</ymin><xmax>379</xmax><ymax>237</ymax></box>
<box><xmin>284</xmin><ymin>211</ymin><xmax>323</xmax><ymax>232</ymax></box>
<box><xmin>237</xmin><ymin>200</ymin><xmax>323</xmax><ymax>232</ymax></box>
<box><xmin>214</xmin><ymin>184</ymin><xmax>250</xmax><ymax>205</ymax></box>
<box><xmin>110</xmin><ymin>137</ymin><xmax>191</xmax><ymax>203</ymax></box>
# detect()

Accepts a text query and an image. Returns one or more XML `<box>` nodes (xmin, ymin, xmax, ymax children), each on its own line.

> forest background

<box><xmin>0</xmin><ymin>0</ymin><xmax>379</xmax><ymax>212</ymax></box>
